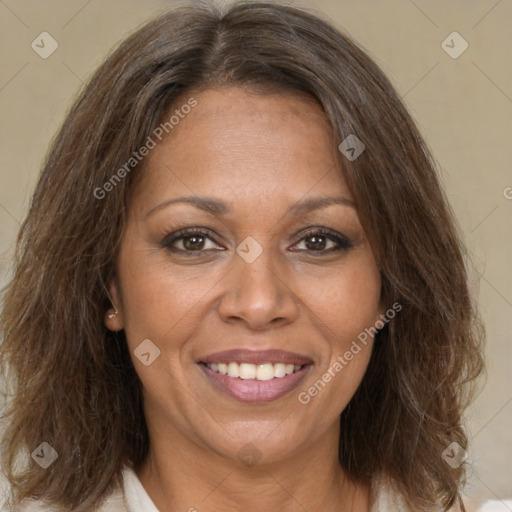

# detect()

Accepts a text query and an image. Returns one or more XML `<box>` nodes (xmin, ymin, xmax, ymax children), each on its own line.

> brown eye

<box><xmin>182</xmin><ymin>235</ymin><xmax>206</xmax><ymax>250</ymax></box>
<box><xmin>304</xmin><ymin>234</ymin><xmax>328</xmax><ymax>251</ymax></box>
<box><xmin>162</xmin><ymin>228</ymin><xmax>225</xmax><ymax>254</ymax></box>
<box><xmin>290</xmin><ymin>228</ymin><xmax>352</xmax><ymax>253</ymax></box>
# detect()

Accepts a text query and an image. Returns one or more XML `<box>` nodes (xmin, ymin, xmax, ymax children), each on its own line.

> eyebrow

<box><xmin>145</xmin><ymin>195</ymin><xmax>355</xmax><ymax>219</ymax></box>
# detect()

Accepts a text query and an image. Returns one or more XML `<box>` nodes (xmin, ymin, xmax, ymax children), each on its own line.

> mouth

<box><xmin>205</xmin><ymin>361</ymin><xmax>304</xmax><ymax>380</ymax></box>
<box><xmin>198</xmin><ymin>349</ymin><xmax>312</xmax><ymax>403</ymax></box>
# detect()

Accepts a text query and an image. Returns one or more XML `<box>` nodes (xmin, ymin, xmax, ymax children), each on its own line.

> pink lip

<box><xmin>199</xmin><ymin>363</ymin><xmax>312</xmax><ymax>403</ymax></box>
<box><xmin>199</xmin><ymin>349</ymin><xmax>313</xmax><ymax>366</ymax></box>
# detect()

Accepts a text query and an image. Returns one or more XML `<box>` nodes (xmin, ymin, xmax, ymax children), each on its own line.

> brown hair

<box><xmin>0</xmin><ymin>2</ymin><xmax>483</xmax><ymax>510</ymax></box>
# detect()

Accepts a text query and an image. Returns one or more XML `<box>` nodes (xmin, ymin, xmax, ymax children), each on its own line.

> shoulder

<box><xmin>11</xmin><ymin>466</ymin><xmax>154</xmax><ymax>512</ymax></box>
<box><xmin>8</xmin><ymin>476</ymin><xmax>129</xmax><ymax>512</ymax></box>
<box><xmin>370</xmin><ymin>473</ymin><xmax>411</xmax><ymax>512</ymax></box>
<box><xmin>370</xmin><ymin>473</ymin><xmax>464</xmax><ymax>512</ymax></box>
<box><xmin>13</xmin><ymin>495</ymin><xmax>129</xmax><ymax>512</ymax></box>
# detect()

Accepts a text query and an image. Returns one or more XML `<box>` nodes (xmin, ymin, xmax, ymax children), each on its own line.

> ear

<box><xmin>372</xmin><ymin>307</ymin><xmax>386</xmax><ymax>337</ymax></box>
<box><xmin>374</xmin><ymin>298</ymin><xmax>401</xmax><ymax>335</ymax></box>
<box><xmin>376</xmin><ymin>297</ymin><xmax>387</xmax><ymax>323</ymax></box>
<box><xmin>374</xmin><ymin>274</ymin><xmax>390</xmax><ymax>332</ymax></box>
<box><xmin>104</xmin><ymin>279</ymin><xmax>124</xmax><ymax>332</ymax></box>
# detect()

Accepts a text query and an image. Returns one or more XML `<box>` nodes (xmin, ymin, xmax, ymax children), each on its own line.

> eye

<box><xmin>290</xmin><ymin>228</ymin><xmax>352</xmax><ymax>253</ymax></box>
<box><xmin>162</xmin><ymin>227</ymin><xmax>351</xmax><ymax>255</ymax></box>
<box><xmin>162</xmin><ymin>228</ymin><xmax>225</xmax><ymax>253</ymax></box>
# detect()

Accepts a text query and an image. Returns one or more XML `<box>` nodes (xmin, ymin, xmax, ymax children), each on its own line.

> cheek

<box><xmin>296</xmin><ymin>250</ymin><xmax>381</xmax><ymax>404</ymax></box>
<box><xmin>300</xmin><ymin>250</ymin><xmax>382</xmax><ymax>349</ymax></box>
<box><xmin>117</xmin><ymin>246</ymin><xmax>224</xmax><ymax>348</ymax></box>
<box><xmin>296</xmin><ymin>256</ymin><xmax>380</xmax><ymax>413</ymax></box>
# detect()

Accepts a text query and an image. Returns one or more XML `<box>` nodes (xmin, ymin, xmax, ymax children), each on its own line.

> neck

<box><xmin>137</xmin><ymin>423</ymin><xmax>371</xmax><ymax>512</ymax></box>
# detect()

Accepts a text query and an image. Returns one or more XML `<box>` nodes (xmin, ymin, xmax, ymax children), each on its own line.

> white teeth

<box><xmin>239</xmin><ymin>363</ymin><xmax>256</xmax><ymax>380</ymax></box>
<box><xmin>256</xmin><ymin>363</ymin><xmax>274</xmax><ymax>381</ymax></box>
<box><xmin>206</xmin><ymin>361</ymin><xmax>304</xmax><ymax>380</ymax></box>
<box><xmin>227</xmin><ymin>362</ymin><xmax>239</xmax><ymax>378</ymax></box>
<box><xmin>274</xmin><ymin>363</ymin><xmax>286</xmax><ymax>378</ymax></box>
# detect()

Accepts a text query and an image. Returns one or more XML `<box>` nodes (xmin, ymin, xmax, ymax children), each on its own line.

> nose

<box><xmin>217</xmin><ymin>249</ymin><xmax>300</xmax><ymax>330</ymax></box>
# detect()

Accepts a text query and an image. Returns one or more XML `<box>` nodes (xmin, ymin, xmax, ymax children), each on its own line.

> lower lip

<box><xmin>199</xmin><ymin>364</ymin><xmax>311</xmax><ymax>403</ymax></box>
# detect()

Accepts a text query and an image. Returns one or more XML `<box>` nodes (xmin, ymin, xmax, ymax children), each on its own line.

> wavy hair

<box><xmin>0</xmin><ymin>2</ymin><xmax>483</xmax><ymax>510</ymax></box>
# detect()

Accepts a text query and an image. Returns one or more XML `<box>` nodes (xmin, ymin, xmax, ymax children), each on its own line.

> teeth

<box><xmin>228</xmin><ymin>362</ymin><xmax>239</xmax><ymax>378</ymax></box>
<box><xmin>239</xmin><ymin>363</ymin><xmax>256</xmax><ymax>380</ymax></box>
<box><xmin>256</xmin><ymin>363</ymin><xmax>274</xmax><ymax>381</ymax></box>
<box><xmin>206</xmin><ymin>362</ymin><xmax>304</xmax><ymax>380</ymax></box>
<box><xmin>274</xmin><ymin>363</ymin><xmax>286</xmax><ymax>378</ymax></box>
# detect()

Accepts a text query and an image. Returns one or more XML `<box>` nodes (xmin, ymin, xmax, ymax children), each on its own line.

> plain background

<box><xmin>0</xmin><ymin>1</ymin><xmax>510</xmax><ymax>510</ymax></box>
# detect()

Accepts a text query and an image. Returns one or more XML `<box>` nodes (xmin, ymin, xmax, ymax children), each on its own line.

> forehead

<box><xmin>134</xmin><ymin>87</ymin><xmax>351</xmax><ymax>210</ymax></box>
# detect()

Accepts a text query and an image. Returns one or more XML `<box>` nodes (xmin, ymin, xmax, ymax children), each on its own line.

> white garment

<box><xmin>11</xmin><ymin>465</ymin><xmax>414</xmax><ymax>511</ymax></box>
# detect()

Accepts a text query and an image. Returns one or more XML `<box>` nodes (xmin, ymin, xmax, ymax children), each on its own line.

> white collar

<box><xmin>119</xmin><ymin>465</ymin><xmax>410</xmax><ymax>512</ymax></box>
<box><xmin>122</xmin><ymin>466</ymin><xmax>160</xmax><ymax>512</ymax></box>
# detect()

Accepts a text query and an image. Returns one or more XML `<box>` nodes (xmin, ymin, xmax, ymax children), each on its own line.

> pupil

<box><xmin>184</xmin><ymin>235</ymin><xmax>204</xmax><ymax>250</ymax></box>
<box><xmin>306</xmin><ymin>235</ymin><xmax>326</xmax><ymax>250</ymax></box>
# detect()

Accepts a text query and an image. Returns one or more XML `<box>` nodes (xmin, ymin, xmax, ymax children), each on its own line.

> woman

<box><xmin>0</xmin><ymin>2</ymin><xmax>484</xmax><ymax>511</ymax></box>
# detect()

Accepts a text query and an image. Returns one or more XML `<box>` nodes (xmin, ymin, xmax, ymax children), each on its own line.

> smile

<box><xmin>206</xmin><ymin>362</ymin><xmax>303</xmax><ymax>380</ymax></box>
<box><xmin>198</xmin><ymin>349</ymin><xmax>312</xmax><ymax>403</ymax></box>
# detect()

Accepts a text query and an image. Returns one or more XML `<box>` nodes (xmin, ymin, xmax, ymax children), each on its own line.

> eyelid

<box><xmin>290</xmin><ymin>226</ymin><xmax>352</xmax><ymax>248</ymax></box>
<box><xmin>161</xmin><ymin>225</ymin><xmax>352</xmax><ymax>254</ymax></box>
<box><xmin>161</xmin><ymin>227</ymin><xmax>225</xmax><ymax>250</ymax></box>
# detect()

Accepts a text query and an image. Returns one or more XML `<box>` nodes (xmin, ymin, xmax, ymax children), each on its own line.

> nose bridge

<box><xmin>217</xmin><ymin>240</ymin><xmax>299</xmax><ymax>329</ymax></box>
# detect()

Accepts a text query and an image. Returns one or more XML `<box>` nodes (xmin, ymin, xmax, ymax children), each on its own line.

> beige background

<box><xmin>0</xmin><ymin>0</ymin><xmax>510</xmax><ymax>510</ymax></box>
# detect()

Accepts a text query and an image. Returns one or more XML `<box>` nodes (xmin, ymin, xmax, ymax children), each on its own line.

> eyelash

<box><xmin>161</xmin><ymin>227</ymin><xmax>352</xmax><ymax>255</ymax></box>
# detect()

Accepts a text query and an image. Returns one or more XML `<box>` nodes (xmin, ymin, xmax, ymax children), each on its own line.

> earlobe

<box><xmin>104</xmin><ymin>279</ymin><xmax>124</xmax><ymax>332</ymax></box>
<box><xmin>104</xmin><ymin>308</ymin><xmax>123</xmax><ymax>332</ymax></box>
<box><xmin>373</xmin><ymin>299</ymin><xmax>389</xmax><ymax>336</ymax></box>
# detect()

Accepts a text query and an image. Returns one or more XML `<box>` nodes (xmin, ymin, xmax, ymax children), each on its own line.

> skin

<box><xmin>105</xmin><ymin>87</ymin><xmax>384</xmax><ymax>512</ymax></box>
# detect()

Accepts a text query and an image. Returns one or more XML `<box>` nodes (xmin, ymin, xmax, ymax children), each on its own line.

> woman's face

<box><xmin>107</xmin><ymin>87</ymin><xmax>383</xmax><ymax>466</ymax></box>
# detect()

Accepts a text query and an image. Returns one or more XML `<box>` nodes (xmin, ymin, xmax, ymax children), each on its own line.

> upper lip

<box><xmin>199</xmin><ymin>349</ymin><xmax>313</xmax><ymax>366</ymax></box>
